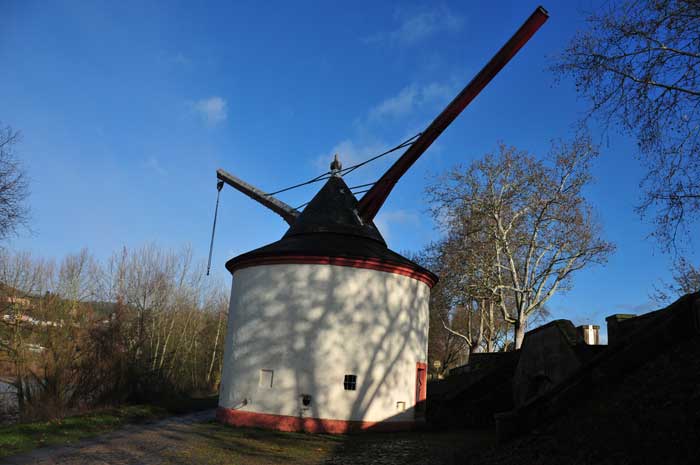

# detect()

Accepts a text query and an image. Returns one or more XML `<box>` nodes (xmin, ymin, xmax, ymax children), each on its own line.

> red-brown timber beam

<box><xmin>357</xmin><ymin>6</ymin><xmax>549</xmax><ymax>221</ymax></box>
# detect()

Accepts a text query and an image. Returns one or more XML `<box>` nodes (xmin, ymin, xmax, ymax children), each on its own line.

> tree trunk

<box><xmin>514</xmin><ymin>317</ymin><xmax>526</xmax><ymax>350</ymax></box>
<box><xmin>206</xmin><ymin>311</ymin><xmax>223</xmax><ymax>384</ymax></box>
<box><xmin>486</xmin><ymin>300</ymin><xmax>495</xmax><ymax>352</ymax></box>
<box><xmin>14</xmin><ymin>362</ymin><xmax>25</xmax><ymax>413</ymax></box>
<box><xmin>461</xmin><ymin>343</ymin><xmax>472</xmax><ymax>366</ymax></box>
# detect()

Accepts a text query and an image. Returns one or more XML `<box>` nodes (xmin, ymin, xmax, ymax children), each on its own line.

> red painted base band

<box><xmin>216</xmin><ymin>407</ymin><xmax>421</xmax><ymax>434</ymax></box>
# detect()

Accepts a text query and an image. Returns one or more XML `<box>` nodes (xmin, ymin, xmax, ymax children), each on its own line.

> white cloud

<box><xmin>313</xmin><ymin>139</ymin><xmax>387</xmax><ymax>173</ymax></box>
<box><xmin>156</xmin><ymin>51</ymin><xmax>192</xmax><ymax>68</ymax></box>
<box><xmin>614</xmin><ymin>301</ymin><xmax>657</xmax><ymax>313</ymax></box>
<box><xmin>369</xmin><ymin>86</ymin><xmax>419</xmax><ymax>120</ymax></box>
<box><xmin>369</xmin><ymin>81</ymin><xmax>456</xmax><ymax>121</ymax></box>
<box><xmin>311</xmin><ymin>71</ymin><xmax>458</xmax><ymax>195</ymax></box>
<box><xmin>145</xmin><ymin>156</ymin><xmax>167</xmax><ymax>176</ymax></box>
<box><xmin>193</xmin><ymin>96</ymin><xmax>228</xmax><ymax>125</ymax></box>
<box><xmin>311</xmin><ymin>77</ymin><xmax>457</xmax><ymax>190</ymax></box>
<box><xmin>172</xmin><ymin>52</ymin><xmax>190</xmax><ymax>66</ymax></box>
<box><xmin>421</xmin><ymin>81</ymin><xmax>455</xmax><ymax>103</ymax></box>
<box><xmin>374</xmin><ymin>209</ymin><xmax>421</xmax><ymax>242</ymax></box>
<box><xmin>364</xmin><ymin>5</ymin><xmax>463</xmax><ymax>46</ymax></box>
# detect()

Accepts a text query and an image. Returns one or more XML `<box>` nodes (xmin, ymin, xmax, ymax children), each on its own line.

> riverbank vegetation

<box><xmin>0</xmin><ymin>245</ymin><xmax>227</xmax><ymax>424</ymax></box>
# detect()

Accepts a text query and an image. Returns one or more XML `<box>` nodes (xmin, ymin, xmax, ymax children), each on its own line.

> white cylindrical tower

<box><xmin>217</xmin><ymin>175</ymin><xmax>436</xmax><ymax>433</ymax></box>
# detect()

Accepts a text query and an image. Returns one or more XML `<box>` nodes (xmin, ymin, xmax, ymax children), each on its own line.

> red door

<box><xmin>415</xmin><ymin>362</ymin><xmax>427</xmax><ymax>418</ymax></box>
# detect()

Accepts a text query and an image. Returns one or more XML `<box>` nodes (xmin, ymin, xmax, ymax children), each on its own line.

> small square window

<box><xmin>343</xmin><ymin>374</ymin><xmax>357</xmax><ymax>391</ymax></box>
<box><xmin>259</xmin><ymin>369</ymin><xmax>273</xmax><ymax>388</ymax></box>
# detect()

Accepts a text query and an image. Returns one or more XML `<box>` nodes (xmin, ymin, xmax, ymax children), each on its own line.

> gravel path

<box><xmin>1</xmin><ymin>412</ymin><xmax>492</xmax><ymax>465</ymax></box>
<box><xmin>0</xmin><ymin>410</ymin><xmax>216</xmax><ymax>465</ymax></box>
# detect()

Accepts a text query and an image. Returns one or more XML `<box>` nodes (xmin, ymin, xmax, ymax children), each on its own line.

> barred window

<box><xmin>343</xmin><ymin>374</ymin><xmax>357</xmax><ymax>391</ymax></box>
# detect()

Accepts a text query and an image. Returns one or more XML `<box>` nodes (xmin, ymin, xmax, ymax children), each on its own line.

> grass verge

<box><xmin>163</xmin><ymin>422</ymin><xmax>342</xmax><ymax>465</ymax></box>
<box><xmin>0</xmin><ymin>396</ymin><xmax>217</xmax><ymax>458</ymax></box>
<box><xmin>163</xmin><ymin>422</ymin><xmax>494</xmax><ymax>465</ymax></box>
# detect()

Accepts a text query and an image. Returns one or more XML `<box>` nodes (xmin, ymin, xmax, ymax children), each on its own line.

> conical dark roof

<box><xmin>284</xmin><ymin>176</ymin><xmax>385</xmax><ymax>244</ymax></box>
<box><xmin>226</xmin><ymin>176</ymin><xmax>437</xmax><ymax>287</ymax></box>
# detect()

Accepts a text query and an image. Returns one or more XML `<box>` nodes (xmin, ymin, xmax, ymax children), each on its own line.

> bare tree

<box><xmin>101</xmin><ymin>244</ymin><xmax>228</xmax><ymax>397</ymax></box>
<box><xmin>553</xmin><ymin>0</ymin><xmax>700</xmax><ymax>249</ymax></box>
<box><xmin>55</xmin><ymin>248</ymin><xmax>101</xmax><ymax>307</ymax></box>
<box><xmin>0</xmin><ymin>125</ymin><xmax>29</xmax><ymax>241</ymax></box>
<box><xmin>420</xmin><ymin>235</ymin><xmax>506</xmax><ymax>363</ymax></box>
<box><xmin>0</xmin><ymin>250</ymin><xmax>52</xmax><ymax>412</ymax></box>
<box><xmin>428</xmin><ymin>137</ymin><xmax>614</xmax><ymax>349</ymax></box>
<box><xmin>0</xmin><ymin>243</ymin><xmax>227</xmax><ymax>420</ymax></box>
<box><xmin>653</xmin><ymin>257</ymin><xmax>700</xmax><ymax>302</ymax></box>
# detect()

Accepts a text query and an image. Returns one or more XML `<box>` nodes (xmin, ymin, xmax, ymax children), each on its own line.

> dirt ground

<box><xmin>1</xmin><ymin>410</ymin><xmax>216</xmax><ymax>465</ymax></box>
<box><xmin>0</xmin><ymin>410</ymin><xmax>494</xmax><ymax>465</ymax></box>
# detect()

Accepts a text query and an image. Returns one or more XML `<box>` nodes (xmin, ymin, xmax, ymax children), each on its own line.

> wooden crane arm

<box><xmin>216</xmin><ymin>168</ymin><xmax>299</xmax><ymax>225</ymax></box>
<box><xmin>357</xmin><ymin>6</ymin><xmax>549</xmax><ymax>221</ymax></box>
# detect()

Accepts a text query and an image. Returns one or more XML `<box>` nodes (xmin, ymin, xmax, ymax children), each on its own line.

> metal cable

<box><xmin>339</xmin><ymin>132</ymin><xmax>422</xmax><ymax>176</ymax></box>
<box><xmin>266</xmin><ymin>132</ymin><xmax>421</xmax><ymax>198</ymax></box>
<box><xmin>206</xmin><ymin>180</ymin><xmax>225</xmax><ymax>276</ymax></box>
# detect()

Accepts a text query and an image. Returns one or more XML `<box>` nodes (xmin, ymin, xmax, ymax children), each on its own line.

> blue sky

<box><xmin>2</xmin><ymin>0</ymin><xmax>697</xmax><ymax>332</ymax></box>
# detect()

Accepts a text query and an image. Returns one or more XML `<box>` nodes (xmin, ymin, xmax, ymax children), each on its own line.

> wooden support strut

<box><xmin>357</xmin><ymin>6</ymin><xmax>549</xmax><ymax>221</ymax></box>
<box><xmin>216</xmin><ymin>168</ymin><xmax>300</xmax><ymax>225</ymax></box>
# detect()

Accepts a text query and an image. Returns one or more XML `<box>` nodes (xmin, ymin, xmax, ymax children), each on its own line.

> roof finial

<box><xmin>330</xmin><ymin>153</ymin><xmax>342</xmax><ymax>177</ymax></box>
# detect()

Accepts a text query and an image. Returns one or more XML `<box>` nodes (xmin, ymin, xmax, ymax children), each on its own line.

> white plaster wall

<box><xmin>218</xmin><ymin>263</ymin><xmax>430</xmax><ymax>423</ymax></box>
